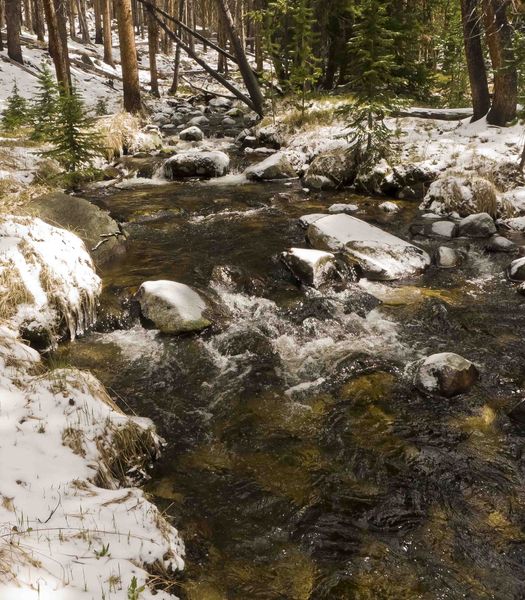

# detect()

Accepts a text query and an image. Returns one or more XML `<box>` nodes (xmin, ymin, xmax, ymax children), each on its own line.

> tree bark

<box><xmin>147</xmin><ymin>0</ymin><xmax>159</xmax><ymax>96</ymax></box>
<box><xmin>102</xmin><ymin>0</ymin><xmax>115</xmax><ymax>66</ymax></box>
<box><xmin>42</xmin><ymin>0</ymin><xmax>71</xmax><ymax>91</ymax></box>
<box><xmin>482</xmin><ymin>0</ymin><xmax>517</xmax><ymax>125</ymax></box>
<box><xmin>215</xmin><ymin>0</ymin><xmax>264</xmax><ymax>115</ymax></box>
<box><xmin>169</xmin><ymin>0</ymin><xmax>185</xmax><ymax>94</ymax></box>
<box><xmin>461</xmin><ymin>0</ymin><xmax>490</xmax><ymax>121</ymax></box>
<box><xmin>94</xmin><ymin>0</ymin><xmax>103</xmax><ymax>44</ymax></box>
<box><xmin>32</xmin><ymin>0</ymin><xmax>46</xmax><ymax>41</ymax></box>
<box><xmin>6</xmin><ymin>0</ymin><xmax>24</xmax><ymax>64</ymax></box>
<box><xmin>115</xmin><ymin>0</ymin><xmax>142</xmax><ymax>112</ymax></box>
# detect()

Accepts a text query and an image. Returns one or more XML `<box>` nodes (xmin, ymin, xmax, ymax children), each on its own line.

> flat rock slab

<box><xmin>307</xmin><ymin>214</ymin><xmax>430</xmax><ymax>280</ymax></box>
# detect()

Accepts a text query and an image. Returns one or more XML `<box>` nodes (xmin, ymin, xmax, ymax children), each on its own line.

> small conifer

<box><xmin>1</xmin><ymin>82</ymin><xmax>29</xmax><ymax>132</ymax></box>
<box><xmin>30</xmin><ymin>63</ymin><xmax>59</xmax><ymax>141</ymax></box>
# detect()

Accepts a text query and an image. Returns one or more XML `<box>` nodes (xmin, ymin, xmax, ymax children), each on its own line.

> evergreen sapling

<box><xmin>42</xmin><ymin>87</ymin><xmax>103</xmax><ymax>173</ymax></box>
<box><xmin>30</xmin><ymin>63</ymin><xmax>59</xmax><ymax>141</ymax></box>
<box><xmin>1</xmin><ymin>82</ymin><xmax>29</xmax><ymax>132</ymax></box>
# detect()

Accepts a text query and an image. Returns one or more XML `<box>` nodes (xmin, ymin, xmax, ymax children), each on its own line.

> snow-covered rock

<box><xmin>307</xmin><ymin>214</ymin><xmax>430</xmax><ymax>280</ymax></box>
<box><xmin>281</xmin><ymin>247</ymin><xmax>337</xmax><ymax>288</ymax></box>
<box><xmin>0</xmin><ymin>216</ymin><xmax>101</xmax><ymax>348</ymax></box>
<box><xmin>457</xmin><ymin>212</ymin><xmax>497</xmax><ymax>238</ymax></box>
<box><xmin>355</xmin><ymin>159</ymin><xmax>396</xmax><ymax>195</ymax></box>
<box><xmin>299</xmin><ymin>213</ymin><xmax>327</xmax><ymax>228</ymax></box>
<box><xmin>410</xmin><ymin>219</ymin><xmax>457</xmax><ymax>239</ymax></box>
<box><xmin>29</xmin><ymin>192</ymin><xmax>125</xmax><ymax>267</ymax></box>
<box><xmin>137</xmin><ymin>280</ymin><xmax>211</xmax><ymax>333</ymax></box>
<box><xmin>209</xmin><ymin>97</ymin><xmax>232</xmax><ymax>110</ymax></box>
<box><xmin>188</xmin><ymin>115</ymin><xmax>210</xmax><ymax>127</ymax></box>
<box><xmin>421</xmin><ymin>175</ymin><xmax>498</xmax><ymax>218</ymax></box>
<box><xmin>329</xmin><ymin>203</ymin><xmax>359</xmax><ymax>214</ymax></box>
<box><xmin>244</xmin><ymin>152</ymin><xmax>296</xmax><ymax>181</ymax></box>
<box><xmin>507</xmin><ymin>257</ymin><xmax>525</xmax><ymax>281</ymax></box>
<box><xmin>378</xmin><ymin>201</ymin><xmax>400</xmax><ymax>213</ymax></box>
<box><xmin>164</xmin><ymin>151</ymin><xmax>230</xmax><ymax>179</ymax></box>
<box><xmin>179</xmin><ymin>125</ymin><xmax>204</xmax><ymax>141</ymax></box>
<box><xmin>414</xmin><ymin>352</ymin><xmax>479</xmax><ymax>397</ymax></box>
<box><xmin>303</xmin><ymin>147</ymin><xmax>358</xmax><ymax>189</ymax></box>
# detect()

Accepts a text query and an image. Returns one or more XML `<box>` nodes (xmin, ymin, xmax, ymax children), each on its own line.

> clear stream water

<box><xmin>52</xmin><ymin>175</ymin><xmax>525</xmax><ymax>599</ymax></box>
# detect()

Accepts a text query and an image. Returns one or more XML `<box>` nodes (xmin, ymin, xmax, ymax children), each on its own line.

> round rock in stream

<box><xmin>414</xmin><ymin>352</ymin><xmax>479</xmax><ymax>397</ymax></box>
<box><xmin>179</xmin><ymin>126</ymin><xmax>204</xmax><ymax>141</ymax></box>
<box><xmin>281</xmin><ymin>247</ymin><xmax>338</xmax><ymax>289</ymax></box>
<box><xmin>457</xmin><ymin>212</ymin><xmax>497</xmax><ymax>238</ymax></box>
<box><xmin>164</xmin><ymin>151</ymin><xmax>229</xmax><ymax>179</ymax></box>
<box><xmin>136</xmin><ymin>280</ymin><xmax>211</xmax><ymax>334</ymax></box>
<box><xmin>508</xmin><ymin>256</ymin><xmax>525</xmax><ymax>281</ymax></box>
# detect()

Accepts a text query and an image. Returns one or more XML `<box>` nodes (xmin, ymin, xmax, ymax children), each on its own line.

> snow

<box><xmin>0</xmin><ymin>329</ymin><xmax>184</xmax><ymax>599</ymax></box>
<box><xmin>328</xmin><ymin>203</ymin><xmax>359</xmax><ymax>214</ymax></box>
<box><xmin>286</xmin><ymin>247</ymin><xmax>334</xmax><ymax>266</ymax></box>
<box><xmin>0</xmin><ymin>216</ymin><xmax>101</xmax><ymax>344</ymax></box>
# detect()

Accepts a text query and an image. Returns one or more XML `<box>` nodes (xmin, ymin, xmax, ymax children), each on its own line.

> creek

<box><xmin>51</xmin><ymin>168</ymin><xmax>525</xmax><ymax>599</ymax></box>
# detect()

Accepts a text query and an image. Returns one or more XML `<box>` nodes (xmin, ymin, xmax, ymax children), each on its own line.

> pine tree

<box><xmin>343</xmin><ymin>0</ymin><xmax>403</xmax><ymax>164</ymax></box>
<box><xmin>30</xmin><ymin>63</ymin><xmax>59</xmax><ymax>141</ymax></box>
<box><xmin>42</xmin><ymin>87</ymin><xmax>103</xmax><ymax>172</ymax></box>
<box><xmin>1</xmin><ymin>82</ymin><xmax>29</xmax><ymax>132</ymax></box>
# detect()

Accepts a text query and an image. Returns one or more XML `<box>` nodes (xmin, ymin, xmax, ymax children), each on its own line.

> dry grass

<box><xmin>0</xmin><ymin>261</ymin><xmax>34</xmax><ymax>322</ymax></box>
<box><xmin>95</xmin><ymin>111</ymin><xmax>143</xmax><ymax>160</ymax></box>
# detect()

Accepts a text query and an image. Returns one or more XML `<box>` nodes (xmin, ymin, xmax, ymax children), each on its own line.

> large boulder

<box><xmin>164</xmin><ymin>151</ymin><xmax>230</xmax><ymax>179</ymax></box>
<box><xmin>507</xmin><ymin>257</ymin><xmax>525</xmax><ymax>281</ymax></box>
<box><xmin>414</xmin><ymin>352</ymin><xmax>479</xmax><ymax>397</ymax></box>
<box><xmin>307</xmin><ymin>214</ymin><xmax>430</xmax><ymax>280</ymax></box>
<box><xmin>281</xmin><ymin>248</ymin><xmax>337</xmax><ymax>288</ymax></box>
<box><xmin>179</xmin><ymin>126</ymin><xmax>204</xmax><ymax>141</ymax></box>
<box><xmin>136</xmin><ymin>280</ymin><xmax>211</xmax><ymax>334</ymax></box>
<box><xmin>244</xmin><ymin>152</ymin><xmax>296</xmax><ymax>181</ymax></box>
<box><xmin>354</xmin><ymin>159</ymin><xmax>396</xmax><ymax>195</ymax></box>
<box><xmin>486</xmin><ymin>235</ymin><xmax>516</xmax><ymax>253</ymax></box>
<box><xmin>303</xmin><ymin>147</ymin><xmax>358</xmax><ymax>190</ymax></box>
<box><xmin>29</xmin><ymin>192</ymin><xmax>125</xmax><ymax>267</ymax></box>
<box><xmin>435</xmin><ymin>246</ymin><xmax>460</xmax><ymax>269</ymax></box>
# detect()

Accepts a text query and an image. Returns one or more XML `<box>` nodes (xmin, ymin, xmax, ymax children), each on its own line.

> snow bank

<box><xmin>0</xmin><ymin>327</ymin><xmax>184</xmax><ymax>598</ymax></box>
<box><xmin>0</xmin><ymin>216</ymin><xmax>101</xmax><ymax>347</ymax></box>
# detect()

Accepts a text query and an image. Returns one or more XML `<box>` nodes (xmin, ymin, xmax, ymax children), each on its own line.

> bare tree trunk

<box><xmin>0</xmin><ymin>0</ymin><xmax>5</xmax><ymax>51</ymax></box>
<box><xmin>461</xmin><ymin>0</ymin><xmax>490</xmax><ymax>121</ymax></box>
<box><xmin>215</xmin><ymin>0</ymin><xmax>264</xmax><ymax>115</ymax></box>
<box><xmin>43</xmin><ymin>0</ymin><xmax>71</xmax><ymax>91</ymax></box>
<box><xmin>115</xmin><ymin>0</ymin><xmax>142</xmax><ymax>112</ymax></box>
<box><xmin>76</xmin><ymin>0</ymin><xmax>90</xmax><ymax>42</ymax></box>
<box><xmin>148</xmin><ymin>0</ymin><xmax>159</xmax><ymax>96</ymax></box>
<box><xmin>483</xmin><ymin>0</ymin><xmax>517</xmax><ymax>125</ymax></box>
<box><xmin>23</xmin><ymin>0</ymin><xmax>33</xmax><ymax>30</ymax></box>
<box><xmin>6</xmin><ymin>0</ymin><xmax>24</xmax><ymax>63</ymax></box>
<box><xmin>169</xmin><ymin>0</ymin><xmax>185</xmax><ymax>94</ymax></box>
<box><xmin>102</xmin><ymin>0</ymin><xmax>115</xmax><ymax>66</ymax></box>
<box><xmin>94</xmin><ymin>0</ymin><xmax>103</xmax><ymax>44</ymax></box>
<box><xmin>33</xmin><ymin>0</ymin><xmax>46</xmax><ymax>41</ymax></box>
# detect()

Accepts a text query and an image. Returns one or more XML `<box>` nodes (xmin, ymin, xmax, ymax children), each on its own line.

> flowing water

<box><xmin>52</xmin><ymin>174</ymin><xmax>525</xmax><ymax>599</ymax></box>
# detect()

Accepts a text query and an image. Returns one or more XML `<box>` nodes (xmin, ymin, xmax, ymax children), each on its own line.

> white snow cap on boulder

<box><xmin>137</xmin><ymin>280</ymin><xmax>211</xmax><ymax>333</ymax></box>
<box><xmin>414</xmin><ymin>352</ymin><xmax>479</xmax><ymax>397</ymax></box>
<box><xmin>179</xmin><ymin>125</ymin><xmax>204</xmax><ymax>141</ymax></box>
<box><xmin>307</xmin><ymin>214</ymin><xmax>430</xmax><ymax>280</ymax></box>
<box><xmin>281</xmin><ymin>247</ymin><xmax>337</xmax><ymax>288</ymax></box>
<box><xmin>164</xmin><ymin>151</ymin><xmax>230</xmax><ymax>179</ymax></box>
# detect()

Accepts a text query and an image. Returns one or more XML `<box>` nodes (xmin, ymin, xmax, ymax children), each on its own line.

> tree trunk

<box><xmin>102</xmin><ymin>0</ymin><xmax>115</xmax><ymax>66</ymax></box>
<box><xmin>0</xmin><ymin>0</ymin><xmax>4</xmax><ymax>51</ymax></box>
<box><xmin>42</xmin><ymin>0</ymin><xmax>71</xmax><ymax>91</ymax></box>
<box><xmin>169</xmin><ymin>0</ymin><xmax>185</xmax><ymax>94</ymax></box>
<box><xmin>461</xmin><ymin>0</ymin><xmax>490</xmax><ymax>121</ymax></box>
<box><xmin>483</xmin><ymin>0</ymin><xmax>517</xmax><ymax>125</ymax></box>
<box><xmin>6</xmin><ymin>0</ymin><xmax>24</xmax><ymax>64</ymax></box>
<box><xmin>115</xmin><ymin>0</ymin><xmax>142</xmax><ymax>112</ymax></box>
<box><xmin>32</xmin><ymin>0</ymin><xmax>46</xmax><ymax>41</ymax></box>
<box><xmin>215</xmin><ymin>0</ymin><xmax>264</xmax><ymax>115</ymax></box>
<box><xmin>148</xmin><ymin>0</ymin><xmax>159</xmax><ymax>96</ymax></box>
<box><xmin>94</xmin><ymin>0</ymin><xmax>103</xmax><ymax>44</ymax></box>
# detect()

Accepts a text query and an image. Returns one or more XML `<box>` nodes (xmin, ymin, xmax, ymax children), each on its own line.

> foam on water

<box><xmin>97</xmin><ymin>324</ymin><xmax>164</xmax><ymax>363</ymax></box>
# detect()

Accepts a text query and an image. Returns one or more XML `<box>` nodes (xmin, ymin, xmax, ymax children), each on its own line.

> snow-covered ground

<box><xmin>0</xmin><ymin>216</ymin><xmax>184</xmax><ymax>598</ymax></box>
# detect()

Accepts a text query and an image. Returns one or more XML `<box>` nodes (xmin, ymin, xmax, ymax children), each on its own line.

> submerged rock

<box><xmin>179</xmin><ymin>126</ymin><xmax>204</xmax><ymax>141</ymax></box>
<box><xmin>307</xmin><ymin>214</ymin><xmax>430</xmax><ymax>280</ymax></box>
<box><xmin>244</xmin><ymin>152</ymin><xmax>296</xmax><ymax>181</ymax></box>
<box><xmin>136</xmin><ymin>280</ymin><xmax>211</xmax><ymax>334</ymax></box>
<box><xmin>486</xmin><ymin>235</ymin><xmax>516</xmax><ymax>253</ymax></box>
<box><xmin>414</xmin><ymin>352</ymin><xmax>479</xmax><ymax>397</ymax></box>
<box><xmin>435</xmin><ymin>246</ymin><xmax>460</xmax><ymax>269</ymax></box>
<box><xmin>457</xmin><ymin>213</ymin><xmax>497</xmax><ymax>238</ymax></box>
<box><xmin>164</xmin><ymin>151</ymin><xmax>230</xmax><ymax>179</ymax></box>
<box><xmin>281</xmin><ymin>248</ymin><xmax>338</xmax><ymax>288</ymax></box>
